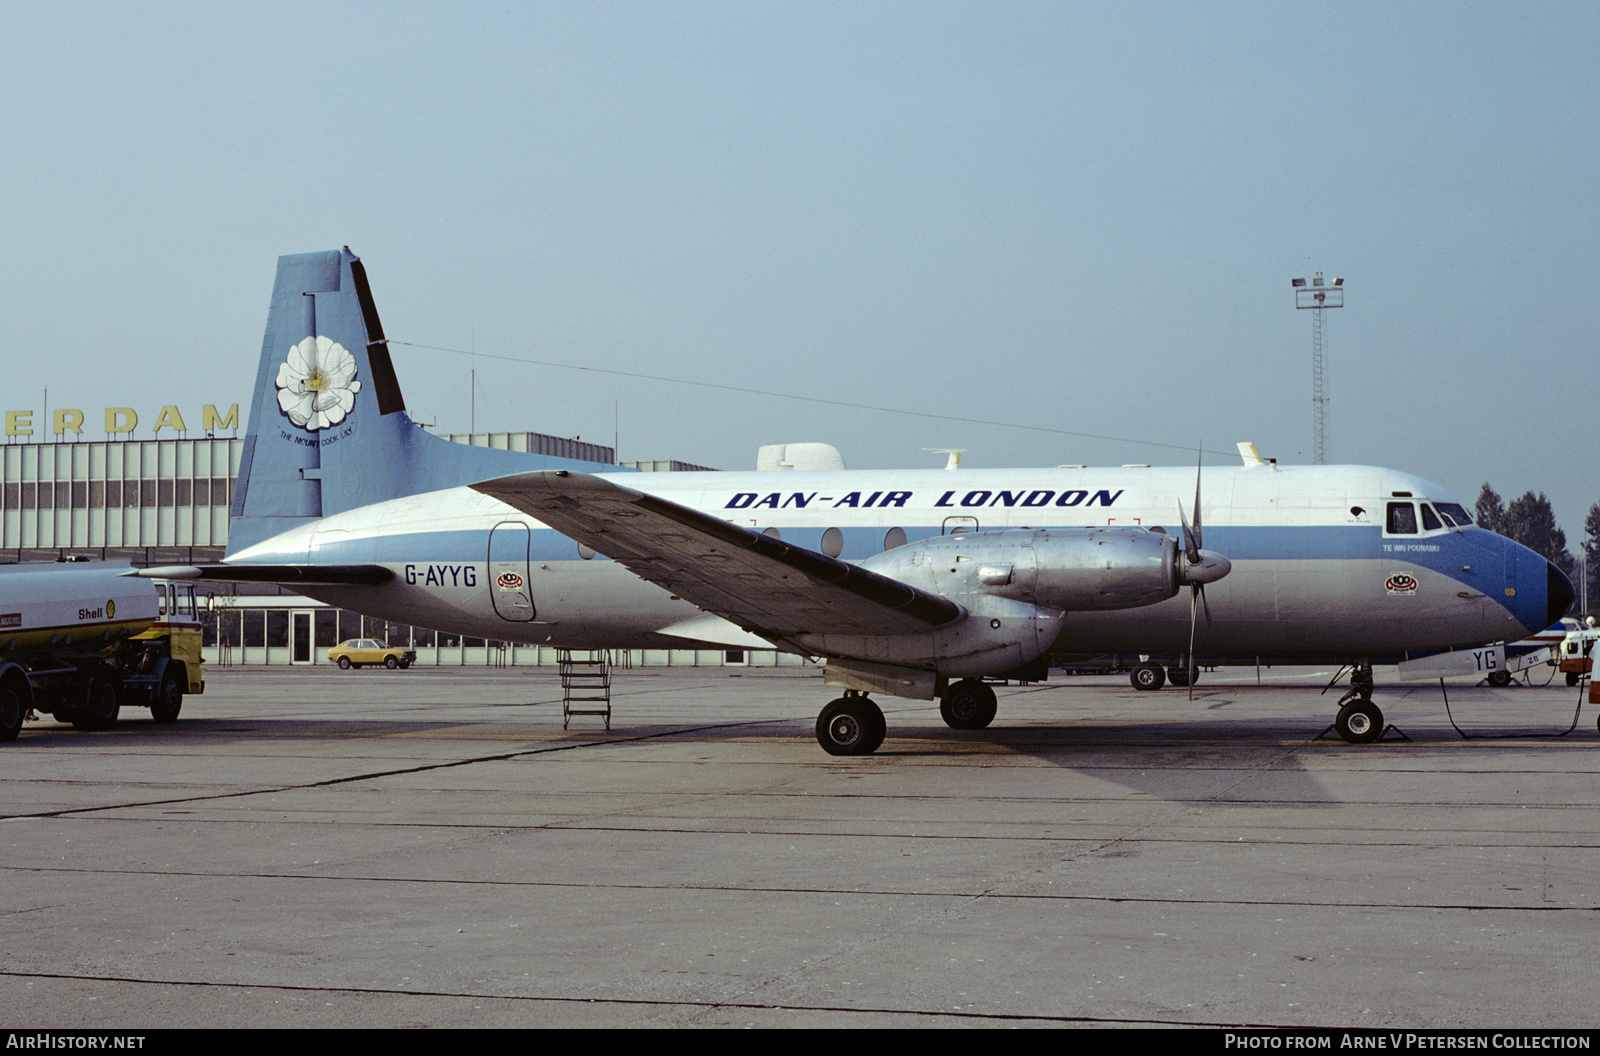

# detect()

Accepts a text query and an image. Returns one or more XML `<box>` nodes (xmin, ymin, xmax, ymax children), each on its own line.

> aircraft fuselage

<box><xmin>230</xmin><ymin>462</ymin><xmax>1554</xmax><ymax>663</ymax></box>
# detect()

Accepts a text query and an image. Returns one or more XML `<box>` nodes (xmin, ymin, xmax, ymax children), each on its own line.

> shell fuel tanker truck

<box><xmin>0</xmin><ymin>561</ymin><xmax>204</xmax><ymax>741</ymax></box>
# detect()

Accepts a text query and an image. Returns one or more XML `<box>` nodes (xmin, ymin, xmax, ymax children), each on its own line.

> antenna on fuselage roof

<box><xmin>926</xmin><ymin>448</ymin><xmax>964</xmax><ymax>471</ymax></box>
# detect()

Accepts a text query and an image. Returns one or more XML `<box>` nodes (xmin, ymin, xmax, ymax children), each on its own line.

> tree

<box><xmin>1475</xmin><ymin>483</ymin><xmax>1505</xmax><ymax>533</ymax></box>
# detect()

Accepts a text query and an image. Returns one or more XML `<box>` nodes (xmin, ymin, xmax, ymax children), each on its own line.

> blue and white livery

<box><xmin>143</xmin><ymin>249</ymin><xmax>1575</xmax><ymax>754</ymax></box>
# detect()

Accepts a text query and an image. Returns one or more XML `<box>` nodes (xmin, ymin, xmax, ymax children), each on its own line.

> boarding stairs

<box><xmin>558</xmin><ymin>649</ymin><xmax>613</xmax><ymax>730</ymax></box>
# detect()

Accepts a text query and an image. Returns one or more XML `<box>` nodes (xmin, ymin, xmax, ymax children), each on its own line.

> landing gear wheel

<box><xmin>1567</xmin><ymin>672</ymin><xmax>1580</xmax><ymax>687</ymax></box>
<box><xmin>337</xmin><ymin>657</ymin><xmax>352</xmax><ymax>670</ymax></box>
<box><xmin>940</xmin><ymin>679</ymin><xmax>997</xmax><ymax>729</ymax></box>
<box><xmin>816</xmin><ymin>696</ymin><xmax>886</xmax><ymax>756</ymax></box>
<box><xmin>73</xmin><ymin>672</ymin><xmax>121</xmax><ymax>731</ymax></box>
<box><xmin>1487</xmin><ymin>670</ymin><xmax>1512</xmax><ymax>688</ymax></box>
<box><xmin>0</xmin><ymin>685</ymin><xmax>23</xmax><ymax>742</ymax></box>
<box><xmin>150</xmin><ymin>673</ymin><xmax>182</xmax><ymax>724</ymax></box>
<box><xmin>1335</xmin><ymin>700</ymin><xmax>1384</xmax><ymax>745</ymax></box>
<box><xmin>1167</xmin><ymin>666</ymin><xmax>1192</xmax><ymax>688</ymax></box>
<box><xmin>384</xmin><ymin>656</ymin><xmax>399</xmax><ymax>670</ymax></box>
<box><xmin>399</xmin><ymin>660</ymin><xmax>411</xmax><ymax>669</ymax></box>
<box><xmin>1131</xmin><ymin>663</ymin><xmax>1166</xmax><ymax>691</ymax></box>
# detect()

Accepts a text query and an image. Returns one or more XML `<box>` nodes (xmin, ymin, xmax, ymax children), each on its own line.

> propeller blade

<box><xmin>1177</xmin><ymin>500</ymin><xmax>1199</xmax><ymax>565</ymax></box>
<box><xmin>1187</xmin><ymin>586</ymin><xmax>1199</xmax><ymax>701</ymax></box>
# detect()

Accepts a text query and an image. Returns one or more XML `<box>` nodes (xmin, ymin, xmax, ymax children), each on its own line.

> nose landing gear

<box><xmin>1329</xmin><ymin>658</ymin><xmax>1389</xmax><ymax>744</ymax></box>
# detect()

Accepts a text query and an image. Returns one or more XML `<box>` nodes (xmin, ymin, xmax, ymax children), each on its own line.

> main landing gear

<box><xmin>814</xmin><ymin>678</ymin><xmax>1002</xmax><ymax>756</ymax></box>
<box><xmin>816</xmin><ymin>692</ymin><xmax>886</xmax><ymax>756</ymax></box>
<box><xmin>939</xmin><ymin>679</ymin><xmax>997</xmax><ymax>730</ymax></box>
<box><xmin>1331</xmin><ymin>658</ymin><xmax>1385</xmax><ymax>744</ymax></box>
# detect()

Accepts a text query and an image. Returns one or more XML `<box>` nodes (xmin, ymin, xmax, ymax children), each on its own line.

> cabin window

<box><xmin>1386</xmin><ymin>502</ymin><xmax>1417</xmax><ymax>534</ymax></box>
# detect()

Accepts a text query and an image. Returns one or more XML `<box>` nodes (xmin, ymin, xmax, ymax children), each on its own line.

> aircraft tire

<box><xmin>73</xmin><ymin>671</ymin><xmax>121</xmax><ymax>731</ymax></box>
<box><xmin>1566</xmin><ymin>672</ymin><xmax>1579</xmax><ymax>687</ymax></box>
<box><xmin>399</xmin><ymin>660</ymin><xmax>411</xmax><ymax>669</ymax></box>
<box><xmin>1488</xmin><ymin>670</ymin><xmax>1512</xmax><ymax>688</ymax></box>
<box><xmin>1335</xmin><ymin>700</ymin><xmax>1383</xmax><ymax>745</ymax></box>
<box><xmin>816</xmin><ymin>697</ymin><xmax>886</xmax><ymax>756</ymax></box>
<box><xmin>940</xmin><ymin>679</ymin><xmax>997</xmax><ymax>729</ymax></box>
<box><xmin>1167</xmin><ymin>666</ymin><xmax>1192</xmax><ymax>688</ymax></box>
<box><xmin>337</xmin><ymin>657</ymin><xmax>352</xmax><ymax>670</ymax></box>
<box><xmin>150</xmin><ymin>673</ymin><xmax>183</xmax><ymax>724</ymax></box>
<box><xmin>0</xmin><ymin>686</ymin><xmax>23</xmax><ymax>742</ymax></box>
<box><xmin>1131</xmin><ymin>663</ymin><xmax>1165</xmax><ymax>691</ymax></box>
<box><xmin>385</xmin><ymin>656</ymin><xmax>399</xmax><ymax>670</ymax></box>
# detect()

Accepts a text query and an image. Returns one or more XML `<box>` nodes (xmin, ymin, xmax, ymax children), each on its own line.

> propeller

<box><xmin>1175</xmin><ymin>447</ymin><xmax>1231</xmax><ymax>699</ymax></box>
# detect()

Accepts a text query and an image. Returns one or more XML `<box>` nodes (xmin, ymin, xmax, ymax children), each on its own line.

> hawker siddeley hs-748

<box><xmin>138</xmin><ymin>249</ymin><xmax>1574</xmax><ymax>754</ymax></box>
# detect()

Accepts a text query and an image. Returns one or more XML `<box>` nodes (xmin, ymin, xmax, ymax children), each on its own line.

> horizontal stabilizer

<box><xmin>126</xmin><ymin>565</ymin><xmax>394</xmax><ymax>586</ymax></box>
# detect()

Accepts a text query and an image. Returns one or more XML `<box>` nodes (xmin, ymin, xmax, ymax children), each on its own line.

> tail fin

<box><xmin>228</xmin><ymin>248</ymin><xmax>619</xmax><ymax>554</ymax></box>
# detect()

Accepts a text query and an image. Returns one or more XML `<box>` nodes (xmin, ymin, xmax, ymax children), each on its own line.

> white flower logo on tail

<box><xmin>276</xmin><ymin>336</ymin><xmax>362</xmax><ymax>430</ymax></box>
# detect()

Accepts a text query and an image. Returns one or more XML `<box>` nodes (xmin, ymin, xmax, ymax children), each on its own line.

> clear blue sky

<box><xmin>2</xmin><ymin>1</ymin><xmax>1595</xmax><ymax>543</ymax></box>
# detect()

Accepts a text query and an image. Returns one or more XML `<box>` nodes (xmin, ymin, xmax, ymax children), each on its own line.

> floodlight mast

<box><xmin>1291</xmin><ymin>273</ymin><xmax>1344</xmax><ymax>464</ymax></box>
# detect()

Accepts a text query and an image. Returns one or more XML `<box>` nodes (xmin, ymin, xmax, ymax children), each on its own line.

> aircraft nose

<box><xmin>1547</xmin><ymin>560</ymin><xmax>1576</xmax><ymax>628</ymax></box>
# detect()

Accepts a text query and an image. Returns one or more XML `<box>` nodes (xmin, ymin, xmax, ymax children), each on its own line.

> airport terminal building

<box><xmin>0</xmin><ymin>414</ymin><xmax>795</xmax><ymax>670</ymax></box>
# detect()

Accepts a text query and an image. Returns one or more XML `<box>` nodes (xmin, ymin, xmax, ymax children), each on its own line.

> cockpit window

<box><xmin>1434</xmin><ymin>502</ymin><xmax>1472</xmax><ymax>527</ymax></box>
<box><xmin>1387</xmin><ymin>502</ymin><xmax>1418</xmax><ymax>535</ymax></box>
<box><xmin>1420</xmin><ymin>504</ymin><xmax>1442</xmax><ymax>531</ymax></box>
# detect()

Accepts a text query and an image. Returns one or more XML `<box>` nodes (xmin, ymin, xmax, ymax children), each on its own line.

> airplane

<box><xmin>138</xmin><ymin>248</ymin><xmax>1575</xmax><ymax>754</ymax></box>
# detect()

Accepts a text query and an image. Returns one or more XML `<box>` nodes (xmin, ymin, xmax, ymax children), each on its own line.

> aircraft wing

<box><xmin>471</xmin><ymin>470</ymin><xmax>962</xmax><ymax>642</ymax></box>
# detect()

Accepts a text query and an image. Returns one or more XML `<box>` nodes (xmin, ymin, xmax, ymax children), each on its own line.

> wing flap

<box><xmin>471</xmin><ymin>471</ymin><xmax>960</xmax><ymax>637</ymax></box>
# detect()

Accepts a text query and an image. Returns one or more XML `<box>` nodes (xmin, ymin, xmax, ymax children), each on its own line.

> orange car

<box><xmin>328</xmin><ymin>639</ymin><xmax>417</xmax><ymax>670</ymax></box>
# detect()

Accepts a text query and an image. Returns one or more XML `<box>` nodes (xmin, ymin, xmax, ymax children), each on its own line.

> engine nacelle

<box><xmin>795</xmin><ymin>592</ymin><xmax>1064</xmax><ymax>684</ymax></box>
<box><xmin>793</xmin><ymin>528</ymin><xmax>1202</xmax><ymax>692</ymax></box>
<box><xmin>796</xmin><ymin>527</ymin><xmax>1234</xmax><ymax>697</ymax></box>
<box><xmin>857</xmin><ymin>527</ymin><xmax>1183</xmax><ymax>612</ymax></box>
